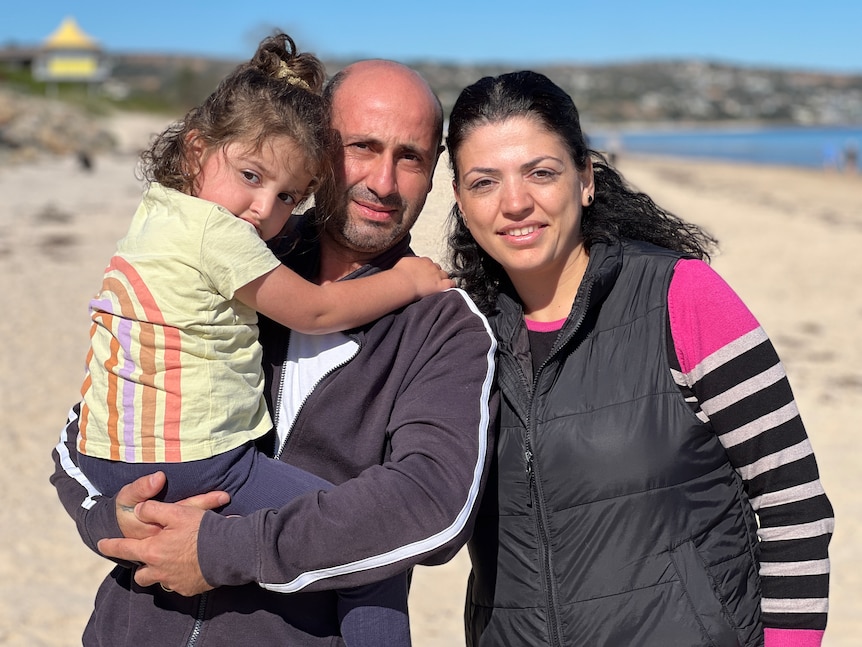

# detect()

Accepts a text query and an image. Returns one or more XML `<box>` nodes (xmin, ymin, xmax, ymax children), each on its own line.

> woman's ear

<box><xmin>580</xmin><ymin>157</ymin><xmax>595</xmax><ymax>207</ymax></box>
<box><xmin>452</xmin><ymin>180</ymin><xmax>469</xmax><ymax>230</ymax></box>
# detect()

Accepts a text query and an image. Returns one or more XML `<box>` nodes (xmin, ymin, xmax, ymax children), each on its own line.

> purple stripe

<box><xmin>90</xmin><ymin>297</ymin><xmax>115</xmax><ymax>314</ymax></box>
<box><xmin>115</xmin><ymin>317</ymin><xmax>138</xmax><ymax>462</ymax></box>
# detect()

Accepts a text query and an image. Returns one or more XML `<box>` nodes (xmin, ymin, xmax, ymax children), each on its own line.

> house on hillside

<box><xmin>31</xmin><ymin>16</ymin><xmax>110</xmax><ymax>85</ymax></box>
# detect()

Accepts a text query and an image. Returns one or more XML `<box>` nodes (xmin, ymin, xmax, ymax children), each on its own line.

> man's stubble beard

<box><xmin>315</xmin><ymin>180</ymin><xmax>424</xmax><ymax>256</ymax></box>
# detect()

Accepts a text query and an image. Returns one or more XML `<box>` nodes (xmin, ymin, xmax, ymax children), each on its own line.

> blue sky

<box><xmin>3</xmin><ymin>1</ymin><xmax>861</xmax><ymax>74</ymax></box>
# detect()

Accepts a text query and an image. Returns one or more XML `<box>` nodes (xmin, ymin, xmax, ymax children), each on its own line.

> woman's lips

<box><xmin>504</xmin><ymin>225</ymin><xmax>539</xmax><ymax>237</ymax></box>
<box><xmin>500</xmin><ymin>223</ymin><xmax>545</xmax><ymax>240</ymax></box>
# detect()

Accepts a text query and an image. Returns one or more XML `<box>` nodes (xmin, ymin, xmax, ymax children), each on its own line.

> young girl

<box><xmin>75</xmin><ymin>33</ymin><xmax>441</xmax><ymax>646</ymax></box>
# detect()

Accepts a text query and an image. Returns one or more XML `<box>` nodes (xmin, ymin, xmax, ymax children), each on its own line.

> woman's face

<box><xmin>453</xmin><ymin>116</ymin><xmax>593</xmax><ymax>281</ymax></box>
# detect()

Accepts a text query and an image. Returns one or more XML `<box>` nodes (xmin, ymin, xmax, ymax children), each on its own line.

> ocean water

<box><xmin>589</xmin><ymin>125</ymin><xmax>862</xmax><ymax>169</ymax></box>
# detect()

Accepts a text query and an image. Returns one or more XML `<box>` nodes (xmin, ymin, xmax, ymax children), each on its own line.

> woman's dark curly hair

<box><xmin>446</xmin><ymin>70</ymin><xmax>717</xmax><ymax>315</ymax></box>
<box><xmin>139</xmin><ymin>32</ymin><xmax>331</xmax><ymax>199</ymax></box>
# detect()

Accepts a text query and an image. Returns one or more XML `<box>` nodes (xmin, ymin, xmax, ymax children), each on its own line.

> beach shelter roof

<box><xmin>43</xmin><ymin>17</ymin><xmax>100</xmax><ymax>51</ymax></box>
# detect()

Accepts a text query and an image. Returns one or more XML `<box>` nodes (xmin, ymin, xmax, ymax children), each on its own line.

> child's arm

<box><xmin>234</xmin><ymin>256</ymin><xmax>454</xmax><ymax>334</ymax></box>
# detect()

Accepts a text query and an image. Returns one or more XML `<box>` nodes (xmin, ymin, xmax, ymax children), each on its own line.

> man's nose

<box><xmin>365</xmin><ymin>154</ymin><xmax>397</xmax><ymax>199</ymax></box>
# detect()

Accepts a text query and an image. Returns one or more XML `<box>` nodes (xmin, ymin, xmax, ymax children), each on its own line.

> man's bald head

<box><xmin>324</xmin><ymin>59</ymin><xmax>444</xmax><ymax>151</ymax></box>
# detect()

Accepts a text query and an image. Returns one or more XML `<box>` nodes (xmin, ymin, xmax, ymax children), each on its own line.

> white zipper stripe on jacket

<box><xmin>275</xmin><ymin>330</ymin><xmax>360</xmax><ymax>457</ymax></box>
<box><xmin>261</xmin><ymin>288</ymin><xmax>496</xmax><ymax>593</ymax></box>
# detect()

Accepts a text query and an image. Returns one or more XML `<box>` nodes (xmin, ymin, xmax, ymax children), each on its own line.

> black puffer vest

<box><xmin>466</xmin><ymin>240</ymin><xmax>763</xmax><ymax>647</ymax></box>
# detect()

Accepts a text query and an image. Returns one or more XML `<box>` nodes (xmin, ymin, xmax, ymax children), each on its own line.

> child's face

<box><xmin>195</xmin><ymin>136</ymin><xmax>315</xmax><ymax>241</ymax></box>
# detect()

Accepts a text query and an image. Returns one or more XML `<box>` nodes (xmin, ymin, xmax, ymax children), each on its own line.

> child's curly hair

<box><xmin>139</xmin><ymin>32</ymin><xmax>331</xmax><ymax>199</ymax></box>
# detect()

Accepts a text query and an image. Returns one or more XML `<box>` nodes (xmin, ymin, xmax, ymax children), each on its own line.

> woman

<box><xmin>447</xmin><ymin>71</ymin><xmax>833</xmax><ymax>647</ymax></box>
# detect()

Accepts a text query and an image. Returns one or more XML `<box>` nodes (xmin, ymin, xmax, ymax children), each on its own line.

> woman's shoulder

<box><xmin>668</xmin><ymin>258</ymin><xmax>761</xmax><ymax>374</ymax></box>
<box><xmin>620</xmin><ymin>238</ymin><xmax>688</xmax><ymax>262</ymax></box>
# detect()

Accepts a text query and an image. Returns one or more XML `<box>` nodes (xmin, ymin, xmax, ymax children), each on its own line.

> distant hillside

<box><xmin>103</xmin><ymin>53</ymin><xmax>862</xmax><ymax>126</ymax></box>
<box><xmin>2</xmin><ymin>51</ymin><xmax>860</xmax><ymax>149</ymax></box>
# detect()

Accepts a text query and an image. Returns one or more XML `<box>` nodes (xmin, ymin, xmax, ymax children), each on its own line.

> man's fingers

<box><xmin>115</xmin><ymin>472</ymin><xmax>166</xmax><ymax>510</ymax></box>
<box><xmin>133</xmin><ymin>499</ymin><xmax>182</xmax><ymax>526</ymax></box>
<box><xmin>176</xmin><ymin>490</ymin><xmax>230</xmax><ymax>511</ymax></box>
<box><xmin>114</xmin><ymin>472</ymin><xmax>168</xmax><ymax>540</ymax></box>
<box><xmin>135</xmin><ymin>569</ymin><xmax>159</xmax><ymax>589</ymax></box>
<box><xmin>99</xmin><ymin>504</ymin><xmax>212</xmax><ymax>596</ymax></box>
<box><xmin>134</xmin><ymin>500</ymin><xmax>208</xmax><ymax>534</ymax></box>
<box><xmin>98</xmin><ymin>537</ymin><xmax>145</xmax><ymax>564</ymax></box>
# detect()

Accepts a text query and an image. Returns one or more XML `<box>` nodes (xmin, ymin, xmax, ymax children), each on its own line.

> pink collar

<box><xmin>524</xmin><ymin>317</ymin><xmax>567</xmax><ymax>333</ymax></box>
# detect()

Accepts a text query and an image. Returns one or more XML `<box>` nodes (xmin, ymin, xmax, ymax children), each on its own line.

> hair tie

<box><xmin>275</xmin><ymin>60</ymin><xmax>311</xmax><ymax>90</ymax></box>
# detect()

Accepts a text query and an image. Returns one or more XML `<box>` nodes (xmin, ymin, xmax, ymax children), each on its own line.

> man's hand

<box><xmin>104</xmin><ymin>475</ymin><xmax>230</xmax><ymax>595</ymax></box>
<box><xmin>99</xmin><ymin>500</ymin><xmax>219</xmax><ymax>596</ymax></box>
<box><xmin>114</xmin><ymin>472</ymin><xmax>230</xmax><ymax>540</ymax></box>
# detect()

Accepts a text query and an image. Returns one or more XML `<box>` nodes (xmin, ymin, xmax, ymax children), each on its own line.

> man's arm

<box><xmin>51</xmin><ymin>402</ymin><xmax>230</xmax><ymax>561</ymax></box>
<box><xmin>50</xmin><ymin>403</ymin><xmax>125</xmax><ymax>553</ymax></box>
<box><xmin>101</xmin><ymin>289</ymin><xmax>498</xmax><ymax>596</ymax></box>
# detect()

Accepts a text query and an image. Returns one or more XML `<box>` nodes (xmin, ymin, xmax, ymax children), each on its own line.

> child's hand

<box><xmin>393</xmin><ymin>256</ymin><xmax>454</xmax><ymax>298</ymax></box>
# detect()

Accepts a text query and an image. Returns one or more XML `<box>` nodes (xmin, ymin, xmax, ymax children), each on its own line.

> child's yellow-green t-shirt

<box><xmin>79</xmin><ymin>183</ymin><xmax>282</xmax><ymax>463</ymax></box>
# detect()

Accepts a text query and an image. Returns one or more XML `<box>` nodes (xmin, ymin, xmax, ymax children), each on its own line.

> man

<box><xmin>51</xmin><ymin>60</ymin><xmax>497</xmax><ymax>645</ymax></box>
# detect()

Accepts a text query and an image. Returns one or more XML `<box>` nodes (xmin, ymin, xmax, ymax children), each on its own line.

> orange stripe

<box><xmin>102</xmin><ymin>276</ymin><xmax>158</xmax><ymax>461</ymax></box>
<box><xmin>104</xmin><ymin>329</ymin><xmax>121</xmax><ymax>460</ymax></box>
<box><xmin>78</xmin><ymin>333</ymin><xmax>95</xmax><ymax>453</ymax></box>
<box><xmin>84</xmin><ymin>310</ymin><xmax>122</xmax><ymax>458</ymax></box>
<box><xmin>136</xmin><ymin>315</ymin><xmax>158</xmax><ymax>461</ymax></box>
<box><xmin>107</xmin><ymin>256</ymin><xmax>183</xmax><ymax>461</ymax></box>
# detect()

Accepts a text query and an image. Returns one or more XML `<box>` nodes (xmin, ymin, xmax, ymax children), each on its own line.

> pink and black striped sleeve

<box><xmin>667</xmin><ymin>258</ymin><xmax>833</xmax><ymax>647</ymax></box>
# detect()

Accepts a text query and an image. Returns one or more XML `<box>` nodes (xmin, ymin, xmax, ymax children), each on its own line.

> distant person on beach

<box><xmin>605</xmin><ymin>132</ymin><xmax>622</xmax><ymax>165</ymax></box>
<box><xmin>843</xmin><ymin>140</ymin><xmax>858</xmax><ymax>173</ymax></box>
<box><xmin>51</xmin><ymin>50</ymin><xmax>496</xmax><ymax>646</ymax></box>
<box><xmin>56</xmin><ymin>33</ymin><xmax>459</xmax><ymax>647</ymax></box>
<box><xmin>446</xmin><ymin>70</ymin><xmax>834</xmax><ymax>646</ymax></box>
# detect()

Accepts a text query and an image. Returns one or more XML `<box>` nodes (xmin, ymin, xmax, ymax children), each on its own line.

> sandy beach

<box><xmin>1</xmin><ymin>112</ymin><xmax>859</xmax><ymax>646</ymax></box>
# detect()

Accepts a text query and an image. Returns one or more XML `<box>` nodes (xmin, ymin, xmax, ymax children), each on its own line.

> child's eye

<box><xmin>278</xmin><ymin>193</ymin><xmax>297</xmax><ymax>206</ymax></box>
<box><xmin>241</xmin><ymin>170</ymin><xmax>261</xmax><ymax>184</ymax></box>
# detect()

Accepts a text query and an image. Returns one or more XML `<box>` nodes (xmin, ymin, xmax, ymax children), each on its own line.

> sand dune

<box><xmin>1</xmin><ymin>113</ymin><xmax>859</xmax><ymax>646</ymax></box>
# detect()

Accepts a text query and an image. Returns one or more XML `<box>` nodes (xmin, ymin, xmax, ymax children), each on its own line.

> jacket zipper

<box><xmin>513</xmin><ymin>347</ymin><xmax>564</xmax><ymax>647</ymax></box>
<box><xmin>522</xmin><ymin>280</ymin><xmax>594</xmax><ymax>647</ymax></box>
<box><xmin>184</xmin><ymin>592</ymin><xmax>209</xmax><ymax>647</ymax></box>
<box><xmin>273</xmin><ymin>332</ymin><xmax>361</xmax><ymax>460</ymax></box>
<box><xmin>270</xmin><ymin>335</ymin><xmax>288</xmax><ymax>456</ymax></box>
<box><xmin>182</xmin><ymin>332</ymin><xmax>360</xmax><ymax>644</ymax></box>
<box><xmin>525</xmin><ymin>386</ymin><xmax>563</xmax><ymax>647</ymax></box>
